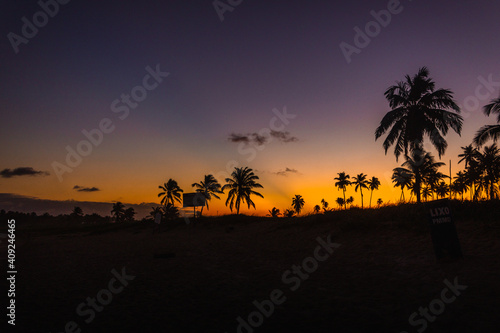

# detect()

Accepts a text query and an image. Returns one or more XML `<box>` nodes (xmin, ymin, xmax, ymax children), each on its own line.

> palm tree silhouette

<box><xmin>158</xmin><ymin>179</ymin><xmax>183</xmax><ymax>206</ymax></box>
<box><xmin>474</xmin><ymin>97</ymin><xmax>500</xmax><ymax>146</ymax></box>
<box><xmin>124</xmin><ymin>207</ymin><xmax>136</xmax><ymax>222</ymax></box>
<box><xmin>335</xmin><ymin>197</ymin><xmax>344</xmax><ymax>209</ymax></box>
<box><xmin>111</xmin><ymin>202</ymin><xmax>125</xmax><ymax>223</ymax></box>
<box><xmin>398</xmin><ymin>149</ymin><xmax>445</xmax><ymax>203</ymax></box>
<box><xmin>352</xmin><ymin>173</ymin><xmax>369</xmax><ymax>208</ymax></box>
<box><xmin>192</xmin><ymin>174</ymin><xmax>223</xmax><ymax>216</ymax></box>
<box><xmin>421</xmin><ymin>186</ymin><xmax>432</xmax><ymax>202</ymax></box>
<box><xmin>267</xmin><ymin>207</ymin><xmax>281</xmax><ymax>217</ymax></box>
<box><xmin>458</xmin><ymin>145</ymin><xmax>480</xmax><ymax>200</ymax></box>
<box><xmin>71</xmin><ymin>206</ymin><xmax>83</xmax><ymax>217</ymax></box>
<box><xmin>376</xmin><ymin>198</ymin><xmax>383</xmax><ymax>208</ymax></box>
<box><xmin>321</xmin><ymin>198</ymin><xmax>329</xmax><ymax>212</ymax></box>
<box><xmin>392</xmin><ymin>168</ymin><xmax>412</xmax><ymax>202</ymax></box>
<box><xmin>476</xmin><ymin>144</ymin><xmax>500</xmax><ymax>199</ymax></box>
<box><xmin>292</xmin><ymin>195</ymin><xmax>305</xmax><ymax>215</ymax></box>
<box><xmin>223</xmin><ymin>167</ymin><xmax>264</xmax><ymax>215</ymax></box>
<box><xmin>367</xmin><ymin>176</ymin><xmax>381</xmax><ymax>208</ymax></box>
<box><xmin>334</xmin><ymin>172</ymin><xmax>351</xmax><ymax>210</ymax></box>
<box><xmin>346</xmin><ymin>196</ymin><xmax>354</xmax><ymax>208</ymax></box>
<box><xmin>452</xmin><ymin>171</ymin><xmax>468</xmax><ymax>201</ymax></box>
<box><xmin>375</xmin><ymin>67</ymin><xmax>462</xmax><ymax>161</ymax></box>
<box><xmin>425</xmin><ymin>169</ymin><xmax>448</xmax><ymax>200</ymax></box>
<box><xmin>163</xmin><ymin>202</ymin><xmax>180</xmax><ymax>220</ymax></box>
<box><xmin>435</xmin><ymin>181</ymin><xmax>450</xmax><ymax>199</ymax></box>
<box><xmin>283</xmin><ymin>209</ymin><xmax>295</xmax><ymax>218</ymax></box>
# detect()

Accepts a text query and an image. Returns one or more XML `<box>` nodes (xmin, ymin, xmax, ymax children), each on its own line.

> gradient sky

<box><xmin>1</xmin><ymin>0</ymin><xmax>500</xmax><ymax>216</ymax></box>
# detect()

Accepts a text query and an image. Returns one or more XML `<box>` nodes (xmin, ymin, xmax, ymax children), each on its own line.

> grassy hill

<box><xmin>4</xmin><ymin>200</ymin><xmax>500</xmax><ymax>332</ymax></box>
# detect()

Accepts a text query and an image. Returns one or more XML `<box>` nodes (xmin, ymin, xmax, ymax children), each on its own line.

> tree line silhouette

<box><xmin>151</xmin><ymin>68</ymin><xmax>498</xmax><ymax>218</ymax></box>
<box><xmin>5</xmin><ymin>67</ymin><xmax>497</xmax><ymax>223</ymax></box>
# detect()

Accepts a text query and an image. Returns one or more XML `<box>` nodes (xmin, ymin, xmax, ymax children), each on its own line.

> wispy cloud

<box><xmin>228</xmin><ymin>130</ymin><xmax>298</xmax><ymax>146</ymax></box>
<box><xmin>275</xmin><ymin>168</ymin><xmax>299</xmax><ymax>176</ymax></box>
<box><xmin>73</xmin><ymin>185</ymin><xmax>100</xmax><ymax>192</ymax></box>
<box><xmin>0</xmin><ymin>167</ymin><xmax>49</xmax><ymax>178</ymax></box>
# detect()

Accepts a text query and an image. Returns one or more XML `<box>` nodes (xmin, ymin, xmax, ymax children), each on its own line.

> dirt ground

<box><xmin>4</xmin><ymin>211</ymin><xmax>500</xmax><ymax>333</ymax></box>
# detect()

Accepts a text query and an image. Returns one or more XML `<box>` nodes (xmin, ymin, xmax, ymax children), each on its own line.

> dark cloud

<box><xmin>228</xmin><ymin>133</ymin><xmax>250</xmax><ymax>143</ymax></box>
<box><xmin>73</xmin><ymin>186</ymin><xmax>100</xmax><ymax>192</ymax></box>
<box><xmin>0</xmin><ymin>167</ymin><xmax>49</xmax><ymax>178</ymax></box>
<box><xmin>270</xmin><ymin>130</ymin><xmax>298</xmax><ymax>143</ymax></box>
<box><xmin>275</xmin><ymin>168</ymin><xmax>299</xmax><ymax>176</ymax></box>
<box><xmin>251</xmin><ymin>133</ymin><xmax>267</xmax><ymax>145</ymax></box>
<box><xmin>228</xmin><ymin>131</ymin><xmax>298</xmax><ymax>146</ymax></box>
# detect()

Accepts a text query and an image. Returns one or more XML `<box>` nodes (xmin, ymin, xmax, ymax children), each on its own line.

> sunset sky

<box><xmin>1</xmin><ymin>0</ymin><xmax>499</xmax><ymax>217</ymax></box>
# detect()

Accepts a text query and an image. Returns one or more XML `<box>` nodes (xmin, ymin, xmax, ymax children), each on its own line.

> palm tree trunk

<box><xmin>360</xmin><ymin>189</ymin><xmax>363</xmax><ymax>209</ymax></box>
<box><xmin>369</xmin><ymin>190</ymin><xmax>373</xmax><ymax>208</ymax></box>
<box><xmin>343</xmin><ymin>189</ymin><xmax>346</xmax><ymax>210</ymax></box>
<box><xmin>415</xmin><ymin>175</ymin><xmax>422</xmax><ymax>203</ymax></box>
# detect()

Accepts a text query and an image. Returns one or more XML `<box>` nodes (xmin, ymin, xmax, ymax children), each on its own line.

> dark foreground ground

<box><xmin>2</xmin><ymin>201</ymin><xmax>500</xmax><ymax>333</ymax></box>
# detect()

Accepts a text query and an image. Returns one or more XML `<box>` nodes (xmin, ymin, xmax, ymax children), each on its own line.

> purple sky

<box><xmin>1</xmin><ymin>0</ymin><xmax>499</xmax><ymax>216</ymax></box>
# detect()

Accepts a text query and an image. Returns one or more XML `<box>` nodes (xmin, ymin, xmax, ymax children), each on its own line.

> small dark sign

<box><xmin>183</xmin><ymin>193</ymin><xmax>206</xmax><ymax>208</ymax></box>
<box><xmin>427</xmin><ymin>199</ymin><xmax>463</xmax><ymax>261</ymax></box>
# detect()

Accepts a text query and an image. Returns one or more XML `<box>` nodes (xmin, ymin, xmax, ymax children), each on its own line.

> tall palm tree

<box><xmin>476</xmin><ymin>144</ymin><xmax>500</xmax><ymax>200</ymax></box>
<box><xmin>421</xmin><ymin>186</ymin><xmax>432</xmax><ymax>202</ymax></box>
<box><xmin>352</xmin><ymin>173</ymin><xmax>369</xmax><ymax>208</ymax></box>
<box><xmin>111</xmin><ymin>202</ymin><xmax>125</xmax><ymax>223</ymax></box>
<box><xmin>267</xmin><ymin>207</ymin><xmax>281</xmax><ymax>217</ymax></box>
<box><xmin>367</xmin><ymin>176</ymin><xmax>381</xmax><ymax>208</ymax></box>
<box><xmin>458</xmin><ymin>145</ymin><xmax>480</xmax><ymax>200</ymax></box>
<box><xmin>392</xmin><ymin>168</ymin><xmax>413</xmax><ymax>202</ymax></box>
<box><xmin>398</xmin><ymin>149</ymin><xmax>446</xmax><ymax>203</ymax></box>
<box><xmin>474</xmin><ymin>97</ymin><xmax>500</xmax><ymax>146</ymax></box>
<box><xmin>192</xmin><ymin>174</ymin><xmax>224</xmax><ymax>216</ymax></box>
<box><xmin>334</xmin><ymin>172</ymin><xmax>351</xmax><ymax>210</ymax></box>
<box><xmin>452</xmin><ymin>171</ymin><xmax>469</xmax><ymax>201</ymax></box>
<box><xmin>435</xmin><ymin>181</ymin><xmax>450</xmax><ymax>199</ymax></box>
<box><xmin>223</xmin><ymin>167</ymin><xmax>264</xmax><ymax>215</ymax></box>
<box><xmin>158</xmin><ymin>179</ymin><xmax>183</xmax><ymax>206</ymax></box>
<box><xmin>375</xmin><ymin>67</ymin><xmax>462</xmax><ymax>161</ymax></box>
<box><xmin>291</xmin><ymin>195</ymin><xmax>305</xmax><ymax>215</ymax></box>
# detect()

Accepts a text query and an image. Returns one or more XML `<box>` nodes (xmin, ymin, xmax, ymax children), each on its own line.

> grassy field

<box><xmin>3</xmin><ymin>201</ymin><xmax>500</xmax><ymax>332</ymax></box>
